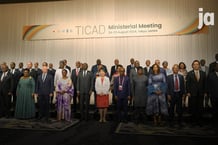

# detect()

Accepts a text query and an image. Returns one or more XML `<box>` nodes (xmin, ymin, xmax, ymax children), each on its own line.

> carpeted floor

<box><xmin>0</xmin><ymin>118</ymin><xmax>79</xmax><ymax>131</ymax></box>
<box><xmin>115</xmin><ymin>122</ymin><xmax>218</xmax><ymax>138</ymax></box>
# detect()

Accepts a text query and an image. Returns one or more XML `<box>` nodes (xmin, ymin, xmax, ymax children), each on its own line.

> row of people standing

<box><xmin>1</xmin><ymin>54</ymin><xmax>218</xmax><ymax>125</ymax></box>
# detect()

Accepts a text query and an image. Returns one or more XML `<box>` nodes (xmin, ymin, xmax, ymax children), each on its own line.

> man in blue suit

<box><xmin>35</xmin><ymin>62</ymin><xmax>54</xmax><ymax>122</ymax></box>
<box><xmin>167</xmin><ymin>64</ymin><xmax>185</xmax><ymax>127</ymax></box>
<box><xmin>114</xmin><ymin>67</ymin><xmax>130</xmax><ymax>123</ymax></box>
<box><xmin>126</xmin><ymin>58</ymin><xmax>135</xmax><ymax>77</ymax></box>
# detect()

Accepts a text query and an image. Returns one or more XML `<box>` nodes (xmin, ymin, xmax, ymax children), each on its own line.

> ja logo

<box><xmin>198</xmin><ymin>8</ymin><xmax>215</xmax><ymax>29</ymax></box>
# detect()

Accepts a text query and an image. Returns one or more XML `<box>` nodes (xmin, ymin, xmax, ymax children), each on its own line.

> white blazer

<box><xmin>95</xmin><ymin>76</ymin><xmax>110</xmax><ymax>95</ymax></box>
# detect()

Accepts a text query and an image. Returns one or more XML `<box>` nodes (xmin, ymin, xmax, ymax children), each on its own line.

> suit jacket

<box><xmin>71</xmin><ymin>68</ymin><xmax>81</xmax><ymax>90</ymax></box>
<box><xmin>91</xmin><ymin>64</ymin><xmax>108</xmax><ymax>76</ymax></box>
<box><xmin>126</xmin><ymin>64</ymin><xmax>134</xmax><ymax>77</ymax></box>
<box><xmin>114</xmin><ymin>76</ymin><xmax>130</xmax><ymax>99</ymax></box>
<box><xmin>207</xmin><ymin>71</ymin><xmax>218</xmax><ymax>97</ymax></box>
<box><xmin>35</xmin><ymin>73</ymin><xmax>54</xmax><ymax>95</ymax></box>
<box><xmin>209</xmin><ymin>62</ymin><xmax>217</xmax><ymax>74</ymax></box>
<box><xmin>77</xmin><ymin>70</ymin><xmax>93</xmax><ymax>94</ymax></box>
<box><xmin>35</xmin><ymin>68</ymin><xmax>42</xmax><ymax>78</ymax></box>
<box><xmin>65</xmin><ymin>65</ymin><xmax>71</xmax><ymax>72</ymax></box>
<box><xmin>29</xmin><ymin>69</ymin><xmax>37</xmax><ymax>82</ymax></box>
<box><xmin>48</xmin><ymin>68</ymin><xmax>56</xmax><ymax>78</ymax></box>
<box><xmin>167</xmin><ymin>74</ymin><xmax>185</xmax><ymax>96</ymax></box>
<box><xmin>186</xmin><ymin>70</ymin><xmax>206</xmax><ymax>96</ymax></box>
<box><xmin>144</xmin><ymin>67</ymin><xmax>151</xmax><ymax>77</ymax></box>
<box><xmin>9</xmin><ymin>69</ymin><xmax>21</xmax><ymax>92</ymax></box>
<box><xmin>129</xmin><ymin>68</ymin><xmax>137</xmax><ymax>85</ymax></box>
<box><xmin>0</xmin><ymin>71</ymin><xmax>13</xmax><ymax>95</ymax></box>
<box><xmin>110</xmin><ymin>65</ymin><xmax>117</xmax><ymax>80</ymax></box>
<box><xmin>200</xmin><ymin>65</ymin><xmax>209</xmax><ymax>76</ymax></box>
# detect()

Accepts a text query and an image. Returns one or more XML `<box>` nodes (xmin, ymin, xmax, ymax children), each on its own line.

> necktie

<box><xmin>1</xmin><ymin>72</ymin><xmax>5</xmax><ymax>81</ymax></box>
<box><xmin>83</xmin><ymin>71</ymin><xmax>86</xmax><ymax>77</ymax></box>
<box><xmin>195</xmin><ymin>71</ymin><xmax>199</xmax><ymax>81</ymax></box>
<box><xmin>175</xmin><ymin>75</ymin><xmax>179</xmax><ymax>91</ymax></box>
<box><xmin>42</xmin><ymin>74</ymin><xmax>46</xmax><ymax>82</ymax></box>
<box><xmin>76</xmin><ymin>69</ymin><xmax>79</xmax><ymax>76</ymax></box>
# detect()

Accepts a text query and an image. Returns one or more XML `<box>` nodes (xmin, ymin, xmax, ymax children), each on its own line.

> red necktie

<box><xmin>175</xmin><ymin>75</ymin><xmax>179</xmax><ymax>91</ymax></box>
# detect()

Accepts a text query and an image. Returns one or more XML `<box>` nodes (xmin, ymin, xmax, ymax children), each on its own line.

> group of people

<box><xmin>0</xmin><ymin>53</ymin><xmax>217</xmax><ymax>127</ymax></box>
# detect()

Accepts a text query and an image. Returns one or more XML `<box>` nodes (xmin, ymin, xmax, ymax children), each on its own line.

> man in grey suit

<box><xmin>71</xmin><ymin>61</ymin><xmax>81</xmax><ymax>113</ymax></box>
<box><xmin>77</xmin><ymin>63</ymin><xmax>93</xmax><ymax>121</ymax></box>
<box><xmin>129</xmin><ymin>60</ymin><xmax>140</xmax><ymax>106</ymax></box>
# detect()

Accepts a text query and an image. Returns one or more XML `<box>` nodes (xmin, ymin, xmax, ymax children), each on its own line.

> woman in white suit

<box><xmin>95</xmin><ymin>68</ymin><xmax>110</xmax><ymax>123</ymax></box>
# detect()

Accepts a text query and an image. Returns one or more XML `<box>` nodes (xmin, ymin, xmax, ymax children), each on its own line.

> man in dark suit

<box><xmin>167</xmin><ymin>64</ymin><xmax>185</xmax><ymax>126</ymax></box>
<box><xmin>35</xmin><ymin>62</ymin><xmax>54</xmax><ymax>122</ymax></box>
<box><xmin>0</xmin><ymin>63</ymin><xmax>13</xmax><ymax>118</ymax></box>
<box><xmin>48</xmin><ymin>63</ymin><xmax>56</xmax><ymax>78</ymax></box>
<box><xmin>18</xmin><ymin>62</ymin><xmax>24</xmax><ymax>75</ymax></box>
<box><xmin>207</xmin><ymin>63</ymin><xmax>218</xmax><ymax>120</ymax></box>
<box><xmin>27</xmin><ymin>62</ymin><xmax>37</xmax><ymax>82</ymax></box>
<box><xmin>34</xmin><ymin>62</ymin><xmax>42</xmax><ymax>79</ymax></box>
<box><xmin>110</xmin><ymin>59</ymin><xmax>119</xmax><ymax>80</ymax></box>
<box><xmin>126</xmin><ymin>58</ymin><xmax>135</xmax><ymax>77</ymax></box>
<box><xmin>144</xmin><ymin>59</ymin><xmax>152</xmax><ymax>77</ymax></box>
<box><xmin>186</xmin><ymin>60</ymin><xmax>207</xmax><ymax>125</ymax></box>
<box><xmin>71</xmin><ymin>61</ymin><xmax>81</xmax><ymax>113</ymax></box>
<box><xmin>129</xmin><ymin>60</ymin><xmax>140</xmax><ymax>106</ymax></box>
<box><xmin>9</xmin><ymin>62</ymin><xmax>21</xmax><ymax>109</ymax></box>
<box><xmin>209</xmin><ymin>53</ymin><xmax>218</xmax><ymax>74</ymax></box>
<box><xmin>77</xmin><ymin>63</ymin><xmax>93</xmax><ymax>121</ymax></box>
<box><xmin>63</xmin><ymin>59</ymin><xmax>71</xmax><ymax>72</ymax></box>
<box><xmin>91</xmin><ymin>59</ymin><xmax>108</xmax><ymax>76</ymax></box>
<box><xmin>114</xmin><ymin>67</ymin><xmax>130</xmax><ymax>123</ymax></box>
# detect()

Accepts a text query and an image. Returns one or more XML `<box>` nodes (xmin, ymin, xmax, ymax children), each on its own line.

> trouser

<box><xmin>211</xmin><ymin>96</ymin><xmax>218</xmax><ymax>119</ymax></box>
<box><xmin>73</xmin><ymin>88</ymin><xmax>78</xmax><ymax>112</ymax></box>
<box><xmin>38</xmin><ymin>95</ymin><xmax>50</xmax><ymax>119</ymax></box>
<box><xmin>189</xmin><ymin>93</ymin><xmax>204</xmax><ymax>122</ymax></box>
<box><xmin>0</xmin><ymin>90</ymin><xmax>12</xmax><ymax>117</ymax></box>
<box><xmin>117</xmin><ymin>98</ymin><xmax>128</xmax><ymax>121</ymax></box>
<box><xmin>80</xmin><ymin>93</ymin><xmax>90</xmax><ymax>120</ymax></box>
<box><xmin>169</xmin><ymin>92</ymin><xmax>183</xmax><ymax>123</ymax></box>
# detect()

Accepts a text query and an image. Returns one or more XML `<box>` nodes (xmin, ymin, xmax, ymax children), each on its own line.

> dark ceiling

<box><xmin>0</xmin><ymin>0</ymin><xmax>68</xmax><ymax>4</ymax></box>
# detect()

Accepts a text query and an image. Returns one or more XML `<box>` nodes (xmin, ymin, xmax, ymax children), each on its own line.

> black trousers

<box><xmin>117</xmin><ymin>98</ymin><xmax>128</xmax><ymax>121</ymax></box>
<box><xmin>0</xmin><ymin>91</ymin><xmax>11</xmax><ymax>117</ymax></box>
<box><xmin>38</xmin><ymin>95</ymin><xmax>50</xmax><ymax>119</ymax></box>
<box><xmin>169</xmin><ymin>92</ymin><xmax>183</xmax><ymax>123</ymax></box>
<box><xmin>189</xmin><ymin>92</ymin><xmax>204</xmax><ymax>122</ymax></box>
<box><xmin>80</xmin><ymin>93</ymin><xmax>90</xmax><ymax>120</ymax></box>
<box><xmin>211</xmin><ymin>95</ymin><xmax>218</xmax><ymax>119</ymax></box>
<box><xmin>72</xmin><ymin>88</ymin><xmax>78</xmax><ymax>112</ymax></box>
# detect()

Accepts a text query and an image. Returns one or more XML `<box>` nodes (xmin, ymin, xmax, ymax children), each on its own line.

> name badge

<box><xmin>119</xmin><ymin>85</ymin><xmax>123</xmax><ymax>91</ymax></box>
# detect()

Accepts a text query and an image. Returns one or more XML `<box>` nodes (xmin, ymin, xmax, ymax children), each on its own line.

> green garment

<box><xmin>15</xmin><ymin>76</ymin><xmax>35</xmax><ymax>119</ymax></box>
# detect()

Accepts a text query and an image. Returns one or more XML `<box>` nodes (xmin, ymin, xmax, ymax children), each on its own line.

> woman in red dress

<box><xmin>95</xmin><ymin>68</ymin><xmax>110</xmax><ymax>123</ymax></box>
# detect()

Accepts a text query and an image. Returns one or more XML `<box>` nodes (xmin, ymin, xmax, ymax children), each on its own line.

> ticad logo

<box><xmin>198</xmin><ymin>8</ymin><xmax>215</xmax><ymax>29</ymax></box>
